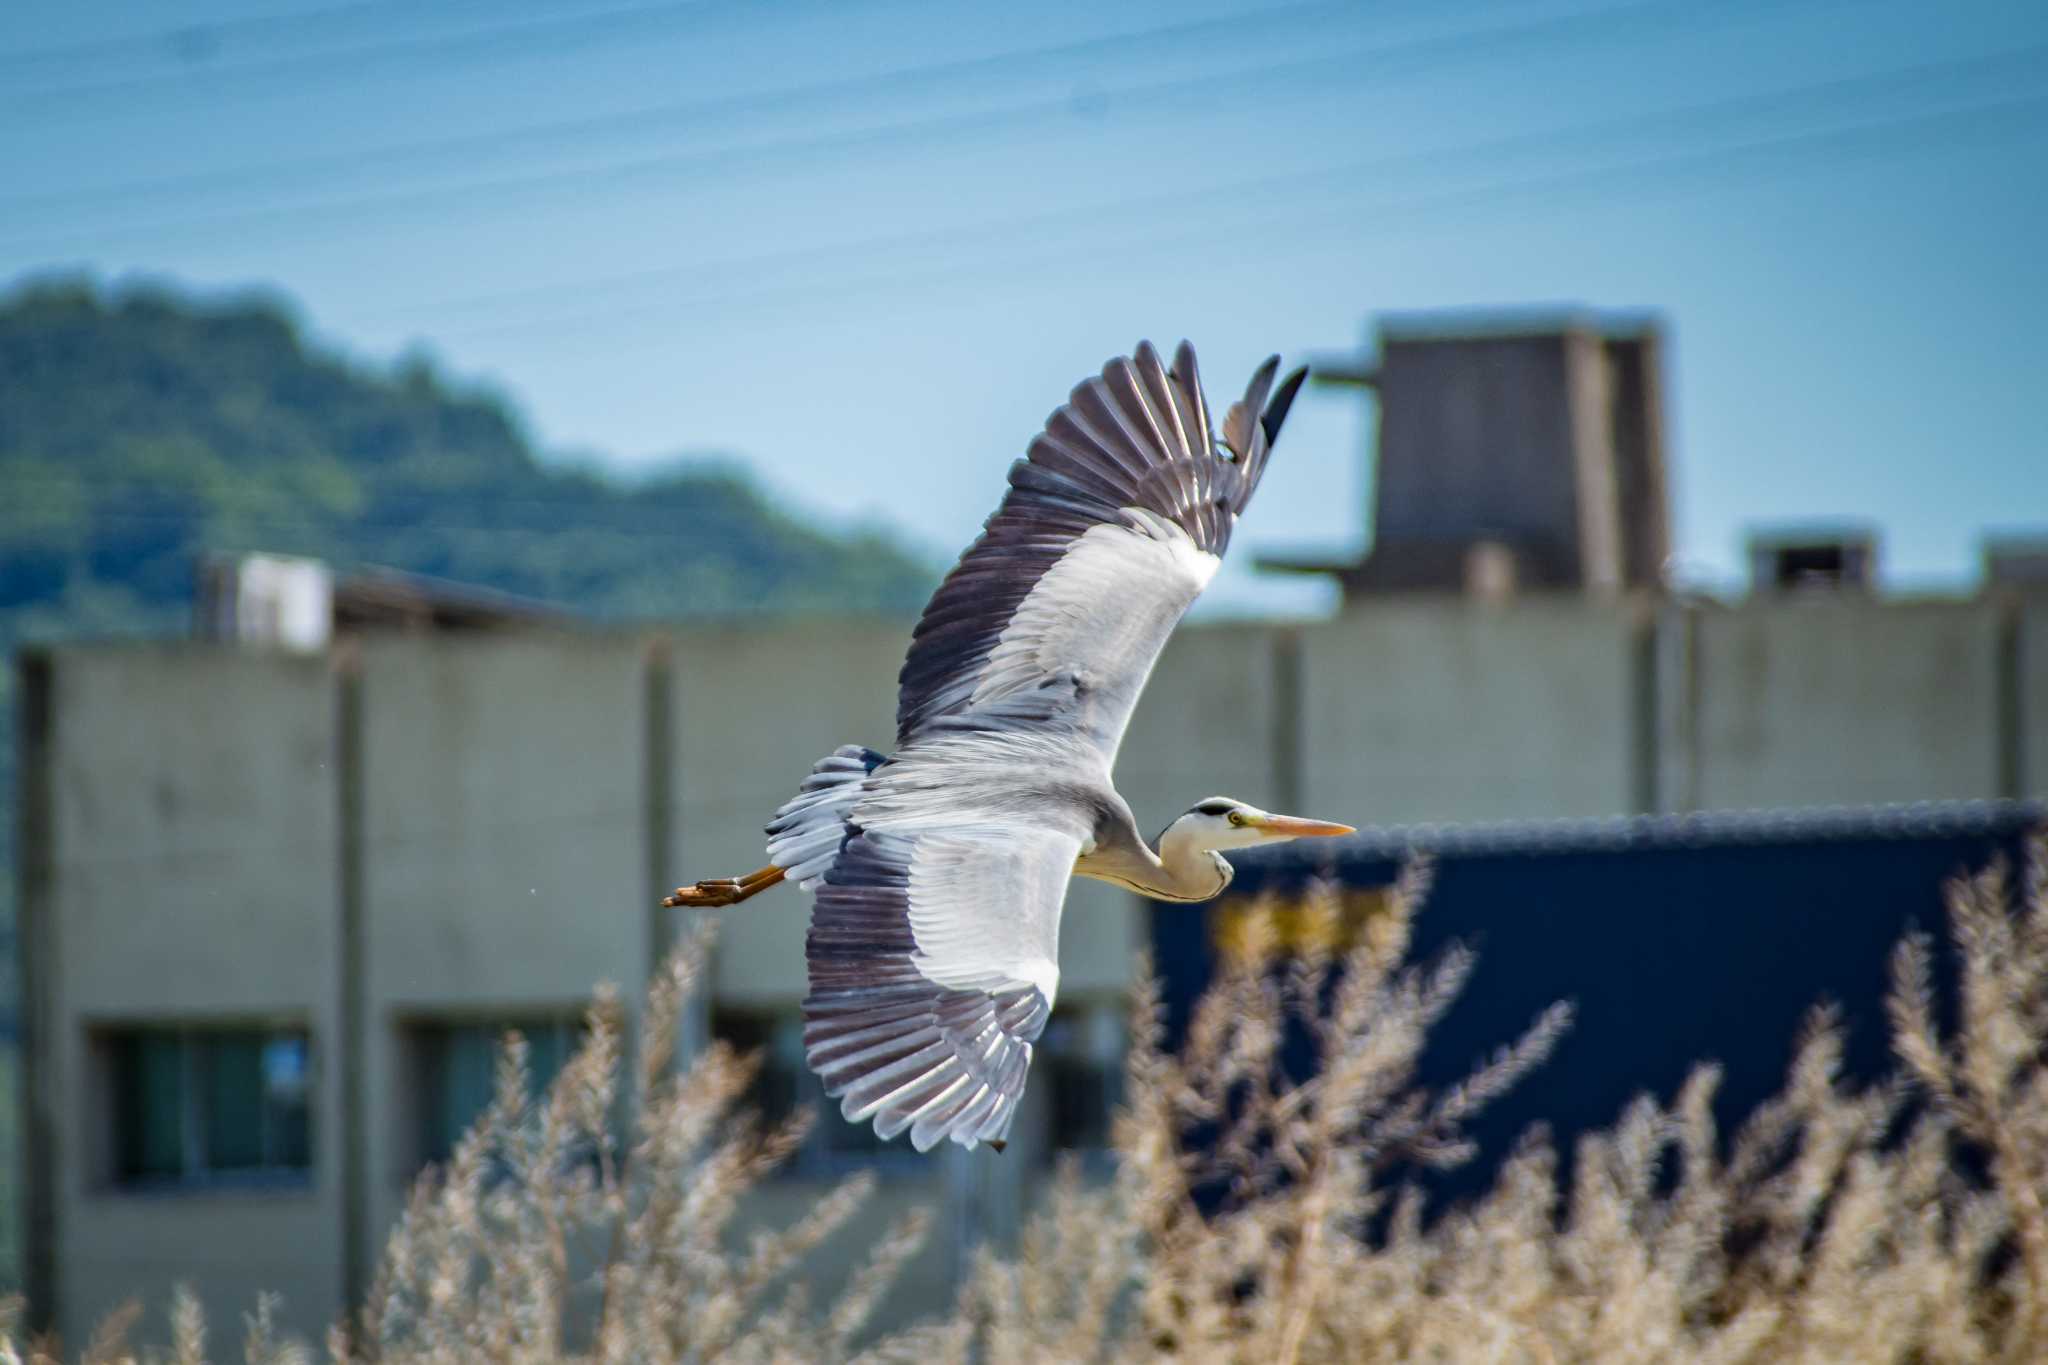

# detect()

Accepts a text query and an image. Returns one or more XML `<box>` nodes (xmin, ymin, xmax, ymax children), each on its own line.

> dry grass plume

<box><xmin>17</xmin><ymin>839</ymin><xmax>2048</xmax><ymax>1362</ymax></box>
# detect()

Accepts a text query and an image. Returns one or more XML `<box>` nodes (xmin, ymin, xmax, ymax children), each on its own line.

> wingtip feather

<box><xmin>1261</xmin><ymin>364</ymin><xmax>1309</xmax><ymax>448</ymax></box>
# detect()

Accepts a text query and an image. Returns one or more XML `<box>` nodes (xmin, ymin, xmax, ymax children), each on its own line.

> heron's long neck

<box><xmin>1075</xmin><ymin>816</ymin><xmax>1231</xmax><ymax>903</ymax></box>
<box><xmin>1132</xmin><ymin>830</ymin><xmax>1231</xmax><ymax>903</ymax></box>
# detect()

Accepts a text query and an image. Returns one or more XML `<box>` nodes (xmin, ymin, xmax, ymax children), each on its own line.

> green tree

<box><xmin>0</xmin><ymin>277</ymin><xmax>938</xmax><ymax>630</ymax></box>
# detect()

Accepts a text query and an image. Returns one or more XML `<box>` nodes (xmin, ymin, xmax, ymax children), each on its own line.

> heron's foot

<box><xmin>665</xmin><ymin>878</ymin><xmax>744</xmax><ymax>907</ymax></box>
<box><xmin>663</xmin><ymin>864</ymin><xmax>785</xmax><ymax>908</ymax></box>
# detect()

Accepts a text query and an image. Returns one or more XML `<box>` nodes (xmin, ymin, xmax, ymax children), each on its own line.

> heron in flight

<box><xmin>666</xmin><ymin>342</ymin><xmax>1352</xmax><ymax>1152</ymax></box>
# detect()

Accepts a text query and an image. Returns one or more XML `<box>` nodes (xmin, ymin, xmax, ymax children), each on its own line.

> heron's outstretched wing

<box><xmin>895</xmin><ymin>342</ymin><xmax>1306</xmax><ymax>757</ymax></box>
<box><xmin>802</xmin><ymin>820</ymin><xmax>1080</xmax><ymax>1152</ymax></box>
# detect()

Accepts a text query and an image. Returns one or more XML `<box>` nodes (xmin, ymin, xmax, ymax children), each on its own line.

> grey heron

<box><xmin>665</xmin><ymin>341</ymin><xmax>1352</xmax><ymax>1152</ymax></box>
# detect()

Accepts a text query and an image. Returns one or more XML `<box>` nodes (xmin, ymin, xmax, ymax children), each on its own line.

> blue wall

<box><xmin>1153</xmin><ymin>805</ymin><xmax>2042</xmax><ymax>1204</ymax></box>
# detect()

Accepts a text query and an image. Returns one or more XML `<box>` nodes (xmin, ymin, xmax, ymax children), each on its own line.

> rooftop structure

<box><xmin>195</xmin><ymin>553</ymin><xmax>563</xmax><ymax>650</ymax></box>
<box><xmin>1985</xmin><ymin>534</ymin><xmax>2048</xmax><ymax>595</ymax></box>
<box><xmin>1744</xmin><ymin>525</ymin><xmax>1882</xmax><ymax>595</ymax></box>
<box><xmin>1266</xmin><ymin>309</ymin><xmax>1670</xmax><ymax>600</ymax></box>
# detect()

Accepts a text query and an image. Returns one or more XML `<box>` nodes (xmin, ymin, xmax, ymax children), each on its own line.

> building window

<box><xmin>814</xmin><ymin>1098</ymin><xmax>895</xmax><ymax>1161</ymax></box>
<box><xmin>1038</xmin><ymin>1000</ymin><xmax>1124</xmax><ymax>1161</ymax></box>
<box><xmin>710</xmin><ymin>1005</ymin><xmax>906</xmax><ymax>1172</ymax></box>
<box><xmin>411</xmin><ymin>1016</ymin><xmax>581</xmax><ymax>1170</ymax></box>
<box><xmin>710</xmin><ymin>1007</ymin><xmax>803</xmax><ymax>1127</ymax></box>
<box><xmin>106</xmin><ymin>1026</ymin><xmax>312</xmax><ymax>1188</ymax></box>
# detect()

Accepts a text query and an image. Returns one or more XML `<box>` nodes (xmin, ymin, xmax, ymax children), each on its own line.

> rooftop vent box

<box><xmin>1983</xmin><ymin>535</ymin><xmax>2048</xmax><ymax>593</ymax></box>
<box><xmin>1747</xmin><ymin>529</ymin><xmax>1879</xmax><ymax>595</ymax></box>
<box><xmin>196</xmin><ymin>553</ymin><xmax>334</xmax><ymax>651</ymax></box>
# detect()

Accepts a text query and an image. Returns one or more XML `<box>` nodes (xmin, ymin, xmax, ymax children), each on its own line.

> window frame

<box><xmin>1035</xmin><ymin>996</ymin><xmax>1125</xmax><ymax>1170</ymax></box>
<box><xmin>400</xmin><ymin>1008</ymin><xmax>589</xmax><ymax>1179</ymax></box>
<box><xmin>94</xmin><ymin>1018</ymin><xmax>316</xmax><ymax>1194</ymax></box>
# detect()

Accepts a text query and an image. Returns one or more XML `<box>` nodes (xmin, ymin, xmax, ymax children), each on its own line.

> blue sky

<box><xmin>3</xmin><ymin>0</ymin><xmax>2043</xmax><ymax>612</ymax></box>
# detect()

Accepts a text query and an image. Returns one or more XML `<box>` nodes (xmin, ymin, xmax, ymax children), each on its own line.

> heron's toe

<box><xmin>665</xmin><ymin>877</ymin><xmax>748</xmax><ymax>908</ymax></box>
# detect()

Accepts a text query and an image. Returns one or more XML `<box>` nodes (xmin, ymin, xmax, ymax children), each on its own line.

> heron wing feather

<box><xmin>802</xmin><ymin>819</ymin><xmax>1079</xmax><ymax>1151</ymax></box>
<box><xmin>895</xmin><ymin>342</ymin><xmax>1306</xmax><ymax>759</ymax></box>
<box><xmin>767</xmin><ymin>744</ymin><xmax>887</xmax><ymax>888</ymax></box>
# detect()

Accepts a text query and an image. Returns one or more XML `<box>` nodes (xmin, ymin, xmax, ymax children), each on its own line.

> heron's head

<box><xmin>1162</xmin><ymin>797</ymin><xmax>1355</xmax><ymax>855</ymax></box>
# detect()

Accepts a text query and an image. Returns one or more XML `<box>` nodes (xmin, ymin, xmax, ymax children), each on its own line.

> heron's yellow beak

<box><xmin>1247</xmin><ymin>812</ymin><xmax>1355</xmax><ymax>839</ymax></box>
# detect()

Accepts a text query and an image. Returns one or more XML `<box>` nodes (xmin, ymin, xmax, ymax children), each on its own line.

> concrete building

<box><xmin>19</xmin><ymin>590</ymin><xmax>2047</xmax><ymax>1342</ymax></box>
<box><xmin>14</xmin><ymin>314</ymin><xmax>2048</xmax><ymax>1342</ymax></box>
<box><xmin>1268</xmin><ymin>310</ymin><xmax>1670</xmax><ymax>598</ymax></box>
<box><xmin>17</xmin><ymin>621</ymin><xmax>1149</xmax><ymax>1342</ymax></box>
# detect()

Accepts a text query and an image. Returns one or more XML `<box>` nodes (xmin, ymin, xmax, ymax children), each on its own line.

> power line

<box><xmin>0</xmin><ymin>0</ymin><xmax>583</xmax><ymax>74</ymax></box>
<box><xmin>4</xmin><ymin>51</ymin><xmax>2037</xmax><ymax>355</ymax></box>
<box><xmin>0</xmin><ymin>0</ymin><xmax>804</xmax><ymax>113</ymax></box>
<box><xmin>367</xmin><ymin>43</ymin><xmax>2045</xmax><ymax>327</ymax></box>
<box><xmin>0</xmin><ymin>0</ymin><xmax>1814</xmax><ymax>252</ymax></box>
<box><xmin>2</xmin><ymin>37</ymin><xmax>2033</xmax><ymax>347</ymax></box>
<box><xmin>0</xmin><ymin>0</ymin><xmax>1336</xmax><ymax>218</ymax></box>
<box><xmin>430</xmin><ymin>82</ymin><xmax>2048</xmax><ymax>339</ymax></box>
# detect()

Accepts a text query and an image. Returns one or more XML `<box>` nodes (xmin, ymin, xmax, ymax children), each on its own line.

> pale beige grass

<box><xmin>16</xmin><ymin>840</ymin><xmax>2048</xmax><ymax>1363</ymax></box>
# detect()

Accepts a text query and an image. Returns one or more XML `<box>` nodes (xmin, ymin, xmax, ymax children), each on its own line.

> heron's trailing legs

<box><xmin>664</xmin><ymin>864</ymin><xmax>785</xmax><ymax>908</ymax></box>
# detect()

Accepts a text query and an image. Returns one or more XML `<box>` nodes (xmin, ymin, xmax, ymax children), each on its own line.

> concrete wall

<box><xmin>32</xmin><ymin>645</ymin><xmax>345</xmax><ymax>1346</ymax></box>
<box><xmin>22</xmin><ymin>594</ymin><xmax>2040</xmax><ymax>1343</ymax></box>
<box><xmin>2025</xmin><ymin>602</ymin><xmax>2048</xmax><ymax>799</ymax></box>
<box><xmin>1375</xmin><ymin>335</ymin><xmax>1587</xmax><ymax>581</ymax></box>
<box><xmin>1365</xmin><ymin>325</ymin><xmax>1668</xmax><ymax>594</ymax></box>
<box><xmin>658</xmin><ymin>622</ymin><xmax>963</xmax><ymax>1296</ymax></box>
<box><xmin>1299</xmin><ymin>599</ymin><xmax>1648</xmax><ymax>824</ymax></box>
<box><xmin>1078</xmin><ymin>622</ymin><xmax>1292</xmax><ymax>988</ymax></box>
<box><xmin>355</xmin><ymin>632</ymin><xmax>656</xmax><ymax>1285</ymax></box>
<box><xmin>667</xmin><ymin>621</ymin><xmax>907</xmax><ymax>1005</ymax></box>
<box><xmin>1672</xmin><ymin>601</ymin><xmax>2008</xmax><ymax>811</ymax></box>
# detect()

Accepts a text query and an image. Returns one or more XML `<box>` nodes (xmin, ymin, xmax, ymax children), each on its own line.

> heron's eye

<box><xmin>1227</xmin><ymin>811</ymin><xmax>1245</xmax><ymax>827</ymax></box>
